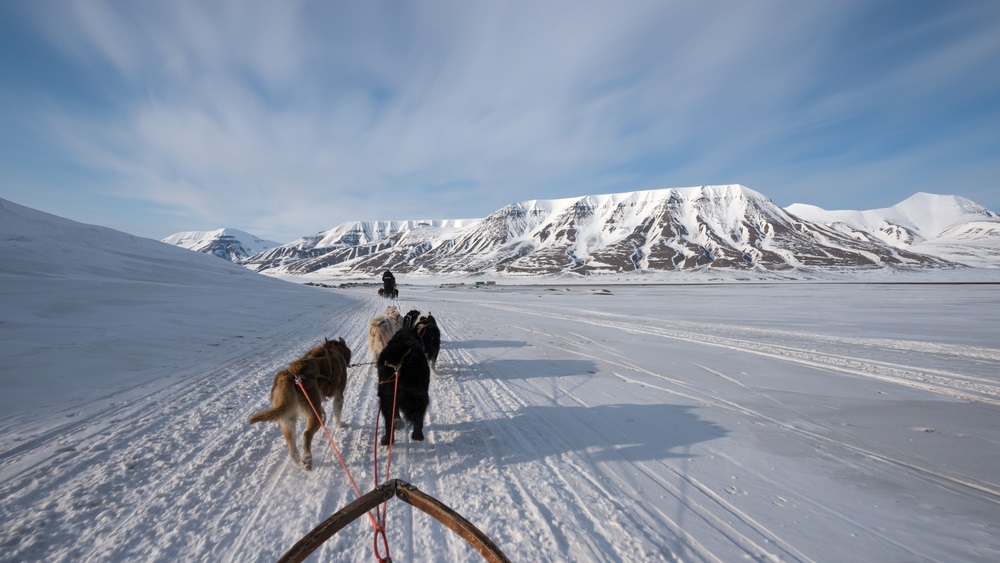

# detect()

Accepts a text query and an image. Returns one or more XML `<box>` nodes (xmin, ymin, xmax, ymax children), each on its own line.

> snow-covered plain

<box><xmin>2</xmin><ymin>199</ymin><xmax>1000</xmax><ymax>562</ymax></box>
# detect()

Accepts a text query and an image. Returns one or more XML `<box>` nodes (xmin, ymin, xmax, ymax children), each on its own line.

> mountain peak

<box><xmin>888</xmin><ymin>192</ymin><xmax>999</xmax><ymax>238</ymax></box>
<box><xmin>162</xmin><ymin>228</ymin><xmax>281</xmax><ymax>262</ymax></box>
<box><xmin>897</xmin><ymin>190</ymin><xmax>996</xmax><ymax>217</ymax></box>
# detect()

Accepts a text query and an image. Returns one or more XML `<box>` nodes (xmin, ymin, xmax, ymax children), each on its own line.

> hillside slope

<box><xmin>787</xmin><ymin>193</ymin><xmax>1000</xmax><ymax>268</ymax></box>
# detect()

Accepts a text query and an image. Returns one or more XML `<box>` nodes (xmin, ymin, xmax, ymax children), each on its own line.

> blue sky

<box><xmin>2</xmin><ymin>1</ymin><xmax>998</xmax><ymax>243</ymax></box>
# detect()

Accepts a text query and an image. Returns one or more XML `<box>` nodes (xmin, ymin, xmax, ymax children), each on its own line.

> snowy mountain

<box><xmin>242</xmin><ymin>220</ymin><xmax>477</xmax><ymax>273</ymax></box>
<box><xmin>162</xmin><ymin>228</ymin><xmax>282</xmax><ymax>262</ymax></box>
<box><xmin>248</xmin><ymin>185</ymin><xmax>969</xmax><ymax>277</ymax></box>
<box><xmin>786</xmin><ymin>193</ymin><xmax>1000</xmax><ymax>268</ymax></box>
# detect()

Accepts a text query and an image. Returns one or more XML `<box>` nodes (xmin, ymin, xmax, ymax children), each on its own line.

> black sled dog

<box><xmin>376</xmin><ymin>326</ymin><xmax>431</xmax><ymax>446</ymax></box>
<box><xmin>403</xmin><ymin>310</ymin><xmax>441</xmax><ymax>374</ymax></box>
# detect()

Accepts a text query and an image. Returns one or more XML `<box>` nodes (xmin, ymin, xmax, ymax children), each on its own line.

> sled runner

<box><xmin>277</xmin><ymin>479</ymin><xmax>510</xmax><ymax>563</ymax></box>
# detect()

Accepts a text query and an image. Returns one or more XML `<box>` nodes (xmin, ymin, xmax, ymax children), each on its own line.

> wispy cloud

<box><xmin>5</xmin><ymin>0</ymin><xmax>999</xmax><ymax>242</ymax></box>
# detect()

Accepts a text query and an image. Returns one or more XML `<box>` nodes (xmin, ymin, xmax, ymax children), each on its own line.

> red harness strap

<box><xmin>293</xmin><ymin>378</ymin><xmax>383</xmax><ymax>536</ymax></box>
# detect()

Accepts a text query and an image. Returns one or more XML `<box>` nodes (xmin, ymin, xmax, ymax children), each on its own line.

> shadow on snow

<box><xmin>432</xmin><ymin>402</ymin><xmax>727</xmax><ymax>476</ymax></box>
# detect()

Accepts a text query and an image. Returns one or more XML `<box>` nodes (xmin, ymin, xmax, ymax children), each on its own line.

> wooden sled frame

<box><xmin>278</xmin><ymin>479</ymin><xmax>511</xmax><ymax>563</ymax></box>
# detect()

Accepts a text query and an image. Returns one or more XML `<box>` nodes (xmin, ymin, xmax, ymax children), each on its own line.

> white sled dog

<box><xmin>368</xmin><ymin>305</ymin><xmax>402</xmax><ymax>362</ymax></box>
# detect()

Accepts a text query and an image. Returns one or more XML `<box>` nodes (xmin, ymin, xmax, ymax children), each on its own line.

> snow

<box><xmin>3</xmin><ymin>197</ymin><xmax>1000</xmax><ymax>562</ymax></box>
<box><xmin>786</xmin><ymin>193</ymin><xmax>1000</xmax><ymax>244</ymax></box>
<box><xmin>786</xmin><ymin>194</ymin><xmax>1000</xmax><ymax>270</ymax></box>
<box><xmin>311</xmin><ymin>220</ymin><xmax>481</xmax><ymax>250</ymax></box>
<box><xmin>162</xmin><ymin>228</ymin><xmax>281</xmax><ymax>255</ymax></box>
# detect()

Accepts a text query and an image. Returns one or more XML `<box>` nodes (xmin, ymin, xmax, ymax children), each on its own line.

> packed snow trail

<box><xmin>2</xmin><ymin>283</ymin><xmax>999</xmax><ymax>562</ymax></box>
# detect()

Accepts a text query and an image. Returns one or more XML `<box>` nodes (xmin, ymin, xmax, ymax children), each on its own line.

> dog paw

<box><xmin>380</xmin><ymin>434</ymin><xmax>391</xmax><ymax>446</ymax></box>
<box><xmin>411</xmin><ymin>429</ymin><xmax>425</xmax><ymax>441</ymax></box>
<box><xmin>302</xmin><ymin>455</ymin><xmax>313</xmax><ymax>471</ymax></box>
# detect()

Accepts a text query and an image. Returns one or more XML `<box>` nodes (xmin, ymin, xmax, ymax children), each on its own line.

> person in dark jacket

<box><xmin>382</xmin><ymin>269</ymin><xmax>396</xmax><ymax>294</ymax></box>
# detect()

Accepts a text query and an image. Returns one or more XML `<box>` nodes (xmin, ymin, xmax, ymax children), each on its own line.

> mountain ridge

<box><xmin>216</xmin><ymin>184</ymin><xmax>997</xmax><ymax>277</ymax></box>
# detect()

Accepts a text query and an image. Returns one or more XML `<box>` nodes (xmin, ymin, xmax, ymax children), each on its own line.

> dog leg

<box><xmin>302</xmin><ymin>413</ymin><xmax>322</xmax><ymax>471</ymax></box>
<box><xmin>332</xmin><ymin>392</ymin><xmax>345</xmax><ymax>428</ymax></box>
<box><xmin>410</xmin><ymin>403</ymin><xmax>428</xmax><ymax>441</ymax></box>
<box><xmin>279</xmin><ymin>420</ymin><xmax>301</xmax><ymax>465</ymax></box>
<box><xmin>378</xmin><ymin>399</ymin><xmax>396</xmax><ymax>446</ymax></box>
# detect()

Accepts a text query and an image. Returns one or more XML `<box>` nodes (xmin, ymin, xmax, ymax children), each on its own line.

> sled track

<box><xmin>489</xmin><ymin>310</ymin><xmax>997</xmax><ymax>561</ymax></box>
<box><xmin>0</xmin><ymin>300</ymin><xmax>361</xmax><ymax>562</ymax></box>
<box><xmin>434</xmin><ymin>301</ymin><xmax>811</xmax><ymax>562</ymax></box>
<box><xmin>508</xmin><ymin>316</ymin><xmax>1000</xmax><ymax>510</ymax></box>
<box><xmin>500</xmin><ymin>326</ymin><xmax>809</xmax><ymax>561</ymax></box>
<box><xmin>355</xmin><ymin>289</ymin><xmax>1000</xmax><ymax>561</ymax></box>
<box><xmin>5</xmin><ymin>286</ymin><xmax>996</xmax><ymax>562</ymax></box>
<box><xmin>476</xmin><ymin>300</ymin><xmax>1000</xmax><ymax>407</ymax></box>
<box><xmin>440</xmin><ymin>319</ymin><xmax>712</xmax><ymax>560</ymax></box>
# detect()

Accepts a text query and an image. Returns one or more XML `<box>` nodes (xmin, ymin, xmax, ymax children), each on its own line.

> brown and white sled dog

<box><xmin>248</xmin><ymin>337</ymin><xmax>351</xmax><ymax>470</ymax></box>
<box><xmin>368</xmin><ymin>305</ymin><xmax>401</xmax><ymax>361</ymax></box>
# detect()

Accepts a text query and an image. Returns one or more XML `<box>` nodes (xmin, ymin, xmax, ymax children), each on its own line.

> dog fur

<box><xmin>248</xmin><ymin>337</ymin><xmax>352</xmax><ymax>470</ymax></box>
<box><xmin>403</xmin><ymin>310</ymin><xmax>441</xmax><ymax>374</ymax></box>
<box><xmin>376</xmin><ymin>326</ymin><xmax>431</xmax><ymax>445</ymax></box>
<box><xmin>368</xmin><ymin>306</ymin><xmax>401</xmax><ymax>362</ymax></box>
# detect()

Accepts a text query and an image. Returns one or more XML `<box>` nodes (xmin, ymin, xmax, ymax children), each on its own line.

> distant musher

<box><xmin>381</xmin><ymin>269</ymin><xmax>397</xmax><ymax>298</ymax></box>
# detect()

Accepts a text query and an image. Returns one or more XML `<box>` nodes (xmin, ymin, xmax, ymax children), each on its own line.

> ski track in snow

<box><xmin>491</xmin><ymin>300</ymin><xmax>1000</xmax><ymax>496</ymax></box>
<box><xmin>2</xmin><ymin>285</ymin><xmax>1000</xmax><ymax>562</ymax></box>
<box><xmin>487</xmin><ymin>301</ymin><xmax>1000</xmax><ymax>406</ymax></box>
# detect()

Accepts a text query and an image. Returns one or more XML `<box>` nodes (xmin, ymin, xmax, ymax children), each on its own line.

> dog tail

<box><xmin>248</xmin><ymin>404</ymin><xmax>288</xmax><ymax>425</ymax></box>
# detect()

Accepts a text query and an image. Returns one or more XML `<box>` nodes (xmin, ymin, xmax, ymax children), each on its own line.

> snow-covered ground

<box><xmin>2</xmin><ymin>199</ymin><xmax>1000</xmax><ymax>562</ymax></box>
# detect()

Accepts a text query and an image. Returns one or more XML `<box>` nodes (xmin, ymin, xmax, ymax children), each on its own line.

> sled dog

<box><xmin>248</xmin><ymin>337</ymin><xmax>351</xmax><ymax>470</ymax></box>
<box><xmin>377</xmin><ymin>327</ymin><xmax>431</xmax><ymax>445</ymax></box>
<box><xmin>403</xmin><ymin>310</ymin><xmax>441</xmax><ymax>374</ymax></box>
<box><xmin>368</xmin><ymin>306</ymin><xmax>401</xmax><ymax>362</ymax></box>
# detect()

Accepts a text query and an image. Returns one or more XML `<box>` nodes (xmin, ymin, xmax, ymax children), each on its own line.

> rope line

<box><xmin>369</xmin><ymin>296</ymin><xmax>413</xmax><ymax>562</ymax></box>
<box><xmin>288</xmin><ymin>297</ymin><xmax>417</xmax><ymax>562</ymax></box>
<box><xmin>372</xmin><ymin>364</ymin><xmax>401</xmax><ymax>563</ymax></box>
<box><xmin>293</xmin><ymin>377</ymin><xmax>381</xmax><ymax>534</ymax></box>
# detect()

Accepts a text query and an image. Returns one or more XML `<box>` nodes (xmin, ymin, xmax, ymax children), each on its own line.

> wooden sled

<box><xmin>278</xmin><ymin>479</ymin><xmax>510</xmax><ymax>563</ymax></box>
